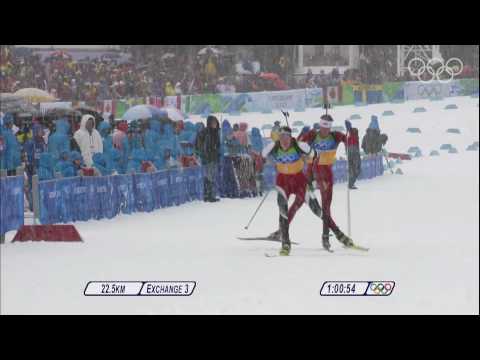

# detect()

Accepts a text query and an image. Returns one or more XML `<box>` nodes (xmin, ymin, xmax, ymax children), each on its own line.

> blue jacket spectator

<box><xmin>38</xmin><ymin>152</ymin><xmax>55</xmax><ymax>181</ymax></box>
<box><xmin>110</xmin><ymin>148</ymin><xmax>124</xmax><ymax>174</ymax></box>
<box><xmin>98</xmin><ymin>121</ymin><xmax>114</xmax><ymax>154</ymax></box>
<box><xmin>92</xmin><ymin>153</ymin><xmax>114</xmax><ymax>176</ymax></box>
<box><xmin>159</xmin><ymin>123</ymin><xmax>178</xmax><ymax>159</ymax></box>
<box><xmin>127</xmin><ymin>148</ymin><xmax>147</xmax><ymax>174</ymax></box>
<box><xmin>48</xmin><ymin>118</ymin><xmax>71</xmax><ymax>162</ymax></box>
<box><xmin>179</xmin><ymin>122</ymin><xmax>197</xmax><ymax>156</ymax></box>
<box><xmin>24</xmin><ymin>123</ymin><xmax>47</xmax><ymax>173</ymax></box>
<box><xmin>54</xmin><ymin>151</ymin><xmax>76</xmax><ymax>178</ymax></box>
<box><xmin>70</xmin><ymin>151</ymin><xmax>84</xmax><ymax>175</ymax></box>
<box><xmin>144</xmin><ymin>120</ymin><xmax>161</xmax><ymax>162</ymax></box>
<box><xmin>220</xmin><ymin>119</ymin><xmax>233</xmax><ymax>156</ymax></box>
<box><xmin>120</xmin><ymin>125</ymin><xmax>144</xmax><ymax>171</ymax></box>
<box><xmin>250</xmin><ymin>127</ymin><xmax>263</xmax><ymax>153</ymax></box>
<box><xmin>195</xmin><ymin>122</ymin><xmax>205</xmax><ymax>134</ymax></box>
<box><xmin>0</xmin><ymin>113</ymin><xmax>21</xmax><ymax>172</ymax></box>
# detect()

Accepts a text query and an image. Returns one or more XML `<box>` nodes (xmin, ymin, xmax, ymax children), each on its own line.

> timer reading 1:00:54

<box><xmin>320</xmin><ymin>281</ymin><xmax>395</xmax><ymax>296</ymax></box>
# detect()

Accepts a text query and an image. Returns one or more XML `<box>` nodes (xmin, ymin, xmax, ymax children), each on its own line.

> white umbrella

<box><xmin>198</xmin><ymin>46</ymin><xmax>223</xmax><ymax>56</ymax></box>
<box><xmin>122</xmin><ymin>105</ymin><xmax>154</xmax><ymax>123</ymax></box>
<box><xmin>161</xmin><ymin>53</ymin><xmax>176</xmax><ymax>60</ymax></box>
<box><xmin>160</xmin><ymin>107</ymin><xmax>184</xmax><ymax>122</ymax></box>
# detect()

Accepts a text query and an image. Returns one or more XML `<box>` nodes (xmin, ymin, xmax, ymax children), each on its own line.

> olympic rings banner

<box><xmin>404</xmin><ymin>78</ymin><xmax>479</xmax><ymax>100</ymax></box>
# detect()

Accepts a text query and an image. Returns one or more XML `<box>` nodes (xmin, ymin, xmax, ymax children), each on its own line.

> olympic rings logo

<box><xmin>407</xmin><ymin>57</ymin><xmax>464</xmax><ymax>84</ymax></box>
<box><xmin>369</xmin><ymin>282</ymin><xmax>394</xmax><ymax>295</ymax></box>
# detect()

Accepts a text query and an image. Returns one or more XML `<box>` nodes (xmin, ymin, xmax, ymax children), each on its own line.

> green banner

<box><xmin>115</xmin><ymin>101</ymin><xmax>129</xmax><ymax>119</ymax></box>
<box><xmin>383</xmin><ymin>82</ymin><xmax>405</xmax><ymax>102</ymax></box>
<box><xmin>457</xmin><ymin>78</ymin><xmax>479</xmax><ymax>95</ymax></box>
<box><xmin>188</xmin><ymin>94</ymin><xmax>230</xmax><ymax>114</ymax></box>
<box><xmin>341</xmin><ymin>84</ymin><xmax>355</xmax><ymax>105</ymax></box>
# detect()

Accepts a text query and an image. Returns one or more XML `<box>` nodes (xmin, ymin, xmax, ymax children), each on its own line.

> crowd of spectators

<box><xmin>0</xmin><ymin>110</ymin><xmax>266</xmax><ymax>207</ymax></box>
<box><xmin>1</xmin><ymin>46</ymin><xmax>292</xmax><ymax>104</ymax></box>
<box><xmin>2</xmin><ymin>45</ymin><xmax>477</xmax><ymax>105</ymax></box>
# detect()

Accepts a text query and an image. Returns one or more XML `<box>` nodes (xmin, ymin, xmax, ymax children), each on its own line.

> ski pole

<box><xmin>244</xmin><ymin>189</ymin><xmax>271</xmax><ymax>230</ymax></box>
<box><xmin>345</xmin><ymin>129</ymin><xmax>352</xmax><ymax>238</ymax></box>
<box><xmin>280</xmin><ymin>109</ymin><xmax>290</xmax><ymax>128</ymax></box>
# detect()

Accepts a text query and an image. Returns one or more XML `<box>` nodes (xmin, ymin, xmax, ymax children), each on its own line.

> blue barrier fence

<box><xmin>0</xmin><ymin>176</ymin><xmax>24</xmax><ymax>236</ymax></box>
<box><xmin>38</xmin><ymin>167</ymin><xmax>204</xmax><ymax>225</ymax></box>
<box><xmin>0</xmin><ymin>155</ymin><xmax>384</xmax><ymax>231</ymax></box>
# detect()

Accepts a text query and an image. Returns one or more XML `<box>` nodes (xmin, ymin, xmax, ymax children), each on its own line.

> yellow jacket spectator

<box><xmin>205</xmin><ymin>57</ymin><xmax>217</xmax><ymax>80</ymax></box>
<box><xmin>165</xmin><ymin>81</ymin><xmax>176</xmax><ymax>96</ymax></box>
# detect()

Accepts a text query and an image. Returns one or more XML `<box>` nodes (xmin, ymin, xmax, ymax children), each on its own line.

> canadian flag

<box><xmin>103</xmin><ymin>100</ymin><xmax>115</xmax><ymax>115</ymax></box>
<box><xmin>325</xmin><ymin>86</ymin><xmax>342</xmax><ymax>104</ymax></box>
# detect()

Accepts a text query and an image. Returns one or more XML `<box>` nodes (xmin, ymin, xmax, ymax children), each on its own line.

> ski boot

<box><xmin>279</xmin><ymin>242</ymin><xmax>291</xmax><ymax>256</ymax></box>
<box><xmin>322</xmin><ymin>234</ymin><xmax>331</xmax><ymax>251</ymax></box>
<box><xmin>335</xmin><ymin>231</ymin><xmax>354</xmax><ymax>248</ymax></box>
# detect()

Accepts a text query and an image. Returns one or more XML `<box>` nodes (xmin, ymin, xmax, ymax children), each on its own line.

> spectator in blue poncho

<box><xmin>110</xmin><ymin>148</ymin><xmax>123</xmax><ymax>174</ymax></box>
<box><xmin>24</xmin><ymin>122</ymin><xmax>47</xmax><ymax>175</ymax></box>
<box><xmin>98</xmin><ymin>121</ymin><xmax>114</xmax><ymax>154</ymax></box>
<box><xmin>180</xmin><ymin>122</ymin><xmax>197</xmax><ymax>155</ymax></box>
<box><xmin>195</xmin><ymin>122</ymin><xmax>205</xmax><ymax>134</ymax></box>
<box><xmin>0</xmin><ymin>124</ymin><xmax>4</xmax><ymax>170</ymax></box>
<box><xmin>48</xmin><ymin>118</ymin><xmax>71</xmax><ymax>162</ymax></box>
<box><xmin>38</xmin><ymin>152</ymin><xmax>55</xmax><ymax>181</ymax></box>
<box><xmin>220</xmin><ymin>119</ymin><xmax>233</xmax><ymax>156</ymax></box>
<box><xmin>249</xmin><ymin>126</ymin><xmax>265</xmax><ymax>195</ymax></box>
<box><xmin>120</xmin><ymin>122</ymin><xmax>144</xmax><ymax>172</ymax></box>
<box><xmin>144</xmin><ymin>119</ymin><xmax>161</xmax><ymax>163</ymax></box>
<box><xmin>159</xmin><ymin>123</ymin><xmax>179</xmax><ymax>159</ymax></box>
<box><xmin>0</xmin><ymin>113</ymin><xmax>21</xmax><ymax>174</ymax></box>
<box><xmin>127</xmin><ymin>148</ymin><xmax>147</xmax><ymax>174</ymax></box>
<box><xmin>70</xmin><ymin>151</ymin><xmax>84</xmax><ymax>176</ymax></box>
<box><xmin>250</xmin><ymin>127</ymin><xmax>263</xmax><ymax>153</ymax></box>
<box><xmin>92</xmin><ymin>153</ymin><xmax>114</xmax><ymax>176</ymax></box>
<box><xmin>54</xmin><ymin>151</ymin><xmax>76</xmax><ymax>178</ymax></box>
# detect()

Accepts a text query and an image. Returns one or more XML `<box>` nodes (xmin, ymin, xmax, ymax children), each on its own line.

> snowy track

<box><xmin>1</xmin><ymin>96</ymin><xmax>478</xmax><ymax>314</ymax></box>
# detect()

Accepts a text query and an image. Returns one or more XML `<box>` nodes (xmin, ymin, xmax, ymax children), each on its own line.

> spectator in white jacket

<box><xmin>73</xmin><ymin>115</ymin><xmax>103</xmax><ymax>167</ymax></box>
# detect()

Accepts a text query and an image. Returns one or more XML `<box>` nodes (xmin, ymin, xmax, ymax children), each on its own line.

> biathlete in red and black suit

<box><xmin>262</xmin><ymin>126</ymin><xmax>323</xmax><ymax>256</ymax></box>
<box><xmin>303</xmin><ymin>114</ymin><xmax>354</xmax><ymax>250</ymax></box>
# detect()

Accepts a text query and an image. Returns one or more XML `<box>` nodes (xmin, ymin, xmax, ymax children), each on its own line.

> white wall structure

<box><xmin>397</xmin><ymin>45</ymin><xmax>441</xmax><ymax>77</ymax></box>
<box><xmin>295</xmin><ymin>45</ymin><xmax>359</xmax><ymax>75</ymax></box>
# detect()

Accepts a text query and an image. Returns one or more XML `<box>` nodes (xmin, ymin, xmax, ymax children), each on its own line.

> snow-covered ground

<box><xmin>1</xmin><ymin>96</ymin><xmax>478</xmax><ymax>314</ymax></box>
